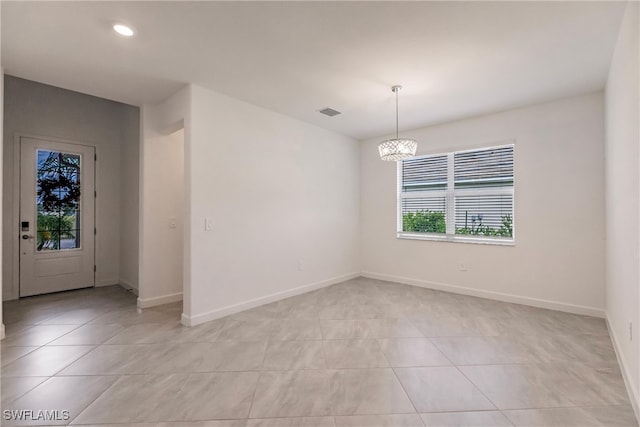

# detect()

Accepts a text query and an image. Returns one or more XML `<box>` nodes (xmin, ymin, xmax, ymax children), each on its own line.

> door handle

<box><xmin>21</xmin><ymin>234</ymin><xmax>34</xmax><ymax>240</ymax></box>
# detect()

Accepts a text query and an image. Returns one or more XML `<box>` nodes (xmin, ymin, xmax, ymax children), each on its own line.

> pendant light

<box><xmin>378</xmin><ymin>85</ymin><xmax>417</xmax><ymax>161</ymax></box>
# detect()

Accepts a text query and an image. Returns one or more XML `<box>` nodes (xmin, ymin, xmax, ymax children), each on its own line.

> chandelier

<box><xmin>378</xmin><ymin>85</ymin><xmax>417</xmax><ymax>161</ymax></box>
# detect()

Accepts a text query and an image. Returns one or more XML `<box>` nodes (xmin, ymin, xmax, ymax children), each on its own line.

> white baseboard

<box><xmin>361</xmin><ymin>271</ymin><xmax>606</xmax><ymax>318</ymax></box>
<box><xmin>606</xmin><ymin>314</ymin><xmax>640</xmax><ymax>422</ymax></box>
<box><xmin>137</xmin><ymin>292</ymin><xmax>183</xmax><ymax>309</ymax></box>
<box><xmin>118</xmin><ymin>279</ymin><xmax>139</xmax><ymax>296</ymax></box>
<box><xmin>182</xmin><ymin>272</ymin><xmax>359</xmax><ymax>327</ymax></box>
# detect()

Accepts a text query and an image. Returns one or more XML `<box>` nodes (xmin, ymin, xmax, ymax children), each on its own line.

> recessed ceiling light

<box><xmin>113</xmin><ymin>24</ymin><xmax>134</xmax><ymax>37</ymax></box>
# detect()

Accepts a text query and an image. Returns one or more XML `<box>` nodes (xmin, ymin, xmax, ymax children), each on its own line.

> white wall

<box><xmin>361</xmin><ymin>92</ymin><xmax>606</xmax><ymax>316</ymax></box>
<box><xmin>138</xmin><ymin>86</ymin><xmax>189</xmax><ymax>308</ymax></box>
<box><xmin>138</xmin><ymin>127</ymin><xmax>184</xmax><ymax>306</ymax></box>
<box><xmin>2</xmin><ymin>76</ymin><xmax>139</xmax><ymax>299</ymax></box>
<box><xmin>185</xmin><ymin>85</ymin><xmax>360</xmax><ymax>325</ymax></box>
<box><xmin>605</xmin><ymin>1</ymin><xmax>640</xmax><ymax>410</ymax></box>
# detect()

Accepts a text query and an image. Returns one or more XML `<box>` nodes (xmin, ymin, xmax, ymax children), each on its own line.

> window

<box><xmin>36</xmin><ymin>149</ymin><xmax>82</xmax><ymax>251</ymax></box>
<box><xmin>398</xmin><ymin>143</ymin><xmax>514</xmax><ymax>244</ymax></box>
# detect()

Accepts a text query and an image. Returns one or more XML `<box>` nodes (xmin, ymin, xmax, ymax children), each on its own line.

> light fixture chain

<box><xmin>395</xmin><ymin>88</ymin><xmax>399</xmax><ymax>139</ymax></box>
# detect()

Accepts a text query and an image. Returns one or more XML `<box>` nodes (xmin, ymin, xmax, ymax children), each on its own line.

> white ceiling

<box><xmin>1</xmin><ymin>1</ymin><xmax>627</xmax><ymax>140</ymax></box>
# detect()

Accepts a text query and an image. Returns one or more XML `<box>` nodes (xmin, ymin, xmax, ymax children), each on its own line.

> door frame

<box><xmin>11</xmin><ymin>133</ymin><xmax>98</xmax><ymax>300</ymax></box>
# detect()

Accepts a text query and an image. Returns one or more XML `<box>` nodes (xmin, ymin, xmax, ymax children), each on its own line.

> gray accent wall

<box><xmin>2</xmin><ymin>75</ymin><xmax>140</xmax><ymax>299</ymax></box>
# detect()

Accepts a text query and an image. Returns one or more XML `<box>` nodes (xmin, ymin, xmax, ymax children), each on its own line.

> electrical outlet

<box><xmin>298</xmin><ymin>260</ymin><xmax>304</xmax><ymax>271</ymax></box>
<box><xmin>169</xmin><ymin>217</ymin><xmax>177</xmax><ymax>229</ymax></box>
<box><xmin>458</xmin><ymin>263</ymin><xmax>468</xmax><ymax>272</ymax></box>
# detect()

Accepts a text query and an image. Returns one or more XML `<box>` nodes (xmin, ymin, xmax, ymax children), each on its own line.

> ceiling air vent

<box><xmin>319</xmin><ymin>107</ymin><xmax>341</xmax><ymax>117</ymax></box>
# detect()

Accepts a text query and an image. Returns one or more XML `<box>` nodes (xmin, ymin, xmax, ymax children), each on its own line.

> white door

<box><xmin>19</xmin><ymin>137</ymin><xmax>96</xmax><ymax>297</ymax></box>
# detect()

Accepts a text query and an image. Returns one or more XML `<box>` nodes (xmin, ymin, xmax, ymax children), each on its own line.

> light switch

<box><xmin>205</xmin><ymin>218</ymin><xmax>214</xmax><ymax>231</ymax></box>
<box><xmin>169</xmin><ymin>217</ymin><xmax>177</xmax><ymax>229</ymax></box>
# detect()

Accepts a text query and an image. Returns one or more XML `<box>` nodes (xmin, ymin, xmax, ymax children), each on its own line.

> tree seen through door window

<box><xmin>36</xmin><ymin>150</ymin><xmax>81</xmax><ymax>251</ymax></box>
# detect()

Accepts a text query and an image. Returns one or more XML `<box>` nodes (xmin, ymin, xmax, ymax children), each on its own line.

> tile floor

<box><xmin>0</xmin><ymin>277</ymin><xmax>637</xmax><ymax>426</ymax></box>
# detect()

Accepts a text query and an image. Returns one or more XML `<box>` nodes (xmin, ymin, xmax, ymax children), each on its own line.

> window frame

<box><xmin>397</xmin><ymin>142</ymin><xmax>515</xmax><ymax>246</ymax></box>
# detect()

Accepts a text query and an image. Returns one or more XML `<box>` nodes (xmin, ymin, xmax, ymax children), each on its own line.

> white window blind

<box><xmin>398</xmin><ymin>144</ymin><xmax>514</xmax><ymax>242</ymax></box>
<box><xmin>399</xmin><ymin>154</ymin><xmax>448</xmax><ymax>234</ymax></box>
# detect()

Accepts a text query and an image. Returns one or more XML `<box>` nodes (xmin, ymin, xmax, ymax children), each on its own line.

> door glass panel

<box><xmin>36</xmin><ymin>150</ymin><xmax>81</xmax><ymax>251</ymax></box>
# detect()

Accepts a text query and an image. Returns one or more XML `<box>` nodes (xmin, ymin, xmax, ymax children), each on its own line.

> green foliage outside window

<box><xmin>402</xmin><ymin>210</ymin><xmax>446</xmax><ymax>233</ymax></box>
<box><xmin>456</xmin><ymin>214</ymin><xmax>512</xmax><ymax>237</ymax></box>
<box><xmin>37</xmin><ymin>213</ymin><xmax>77</xmax><ymax>250</ymax></box>
<box><xmin>403</xmin><ymin>211</ymin><xmax>513</xmax><ymax>238</ymax></box>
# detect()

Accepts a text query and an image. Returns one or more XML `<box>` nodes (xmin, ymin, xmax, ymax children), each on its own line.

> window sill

<box><xmin>397</xmin><ymin>232</ymin><xmax>515</xmax><ymax>246</ymax></box>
